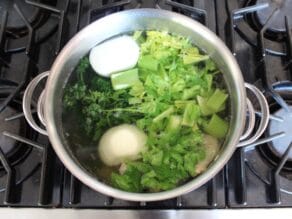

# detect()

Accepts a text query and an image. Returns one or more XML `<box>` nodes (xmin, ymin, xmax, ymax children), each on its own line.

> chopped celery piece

<box><xmin>153</xmin><ymin>106</ymin><xmax>174</xmax><ymax>123</ymax></box>
<box><xmin>192</xmin><ymin>123</ymin><xmax>199</xmax><ymax>131</ymax></box>
<box><xmin>182</xmin><ymin>86</ymin><xmax>200</xmax><ymax>100</ymax></box>
<box><xmin>204</xmin><ymin>74</ymin><xmax>213</xmax><ymax>91</ymax></box>
<box><xmin>205</xmin><ymin>59</ymin><xmax>217</xmax><ymax>71</ymax></box>
<box><xmin>133</xmin><ymin>31</ymin><xmax>146</xmax><ymax>45</ymax></box>
<box><xmin>111</xmin><ymin>68</ymin><xmax>139</xmax><ymax>90</ymax></box>
<box><xmin>204</xmin><ymin>114</ymin><xmax>228</xmax><ymax>138</ymax></box>
<box><xmin>198</xmin><ymin>94</ymin><xmax>227</xmax><ymax>116</ymax></box>
<box><xmin>206</xmin><ymin>89</ymin><xmax>228</xmax><ymax>112</ymax></box>
<box><xmin>174</xmin><ymin>100</ymin><xmax>195</xmax><ymax>108</ymax></box>
<box><xmin>128</xmin><ymin>97</ymin><xmax>142</xmax><ymax>105</ymax></box>
<box><xmin>150</xmin><ymin>151</ymin><xmax>164</xmax><ymax>166</ymax></box>
<box><xmin>218</xmin><ymin>101</ymin><xmax>226</xmax><ymax>111</ymax></box>
<box><xmin>172</xmin><ymin>79</ymin><xmax>186</xmax><ymax>92</ymax></box>
<box><xmin>197</xmin><ymin>96</ymin><xmax>213</xmax><ymax>116</ymax></box>
<box><xmin>158</xmin><ymin>65</ymin><xmax>169</xmax><ymax>81</ymax></box>
<box><xmin>167</xmin><ymin>115</ymin><xmax>182</xmax><ymax>132</ymax></box>
<box><xmin>182</xmin><ymin>47</ymin><xmax>208</xmax><ymax>65</ymax></box>
<box><xmin>182</xmin><ymin>103</ymin><xmax>200</xmax><ymax>127</ymax></box>
<box><xmin>133</xmin><ymin>31</ymin><xmax>142</xmax><ymax>40</ymax></box>
<box><xmin>138</xmin><ymin>55</ymin><xmax>158</xmax><ymax>71</ymax></box>
<box><xmin>183</xmin><ymin>54</ymin><xmax>209</xmax><ymax>65</ymax></box>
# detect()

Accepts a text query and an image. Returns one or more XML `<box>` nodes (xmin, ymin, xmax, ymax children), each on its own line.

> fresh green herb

<box><xmin>63</xmin><ymin>57</ymin><xmax>143</xmax><ymax>140</ymax></box>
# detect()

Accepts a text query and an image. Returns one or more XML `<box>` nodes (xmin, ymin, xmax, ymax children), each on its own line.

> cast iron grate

<box><xmin>0</xmin><ymin>0</ymin><xmax>223</xmax><ymax>209</ymax></box>
<box><xmin>3</xmin><ymin>0</ymin><xmax>292</xmax><ymax>209</ymax></box>
<box><xmin>0</xmin><ymin>0</ymin><xmax>65</xmax><ymax>207</ymax></box>
<box><xmin>219</xmin><ymin>0</ymin><xmax>292</xmax><ymax>207</ymax></box>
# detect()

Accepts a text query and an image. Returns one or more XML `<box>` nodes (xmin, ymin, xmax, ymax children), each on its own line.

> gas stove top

<box><xmin>0</xmin><ymin>0</ymin><xmax>291</xmax><ymax>209</ymax></box>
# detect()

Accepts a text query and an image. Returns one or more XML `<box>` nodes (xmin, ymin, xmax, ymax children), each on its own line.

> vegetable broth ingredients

<box><xmin>98</xmin><ymin>124</ymin><xmax>147</xmax><ymax>166</ymax></box>
<box><xmin>89</xmin><ymin>35</ymin><xmax>140</xmax><ymax>77</ymax></box>
<box><xmin>63</xmin><ymin>30</ymin><xmax>230</xmax><ymax>193</ymax></box>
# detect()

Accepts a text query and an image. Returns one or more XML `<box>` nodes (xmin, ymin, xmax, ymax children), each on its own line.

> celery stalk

<box><xmin>167</xmin><ymin>115</ymin><xmax>182</xmax><ymax>132</ymax></box>
<box><xmin>111</xmin><ymin>68</ymin><xmax>140</xmax><ymax>90</ymax></box>
<box><xmin>153</xmin><ymin>106</ymin><xmax>174</xmax><ymax>123</ymax></box>
<box><xmin>204</xmin><ymin>74</ymin><xmax>213</xmax><ymax>91</ymax></box>
<box><xmin>182</xmin><ymin>103</ymin><xmax>200</xmax><ymax>127</ymax></box>
<box><xmin>204</xmin><ymin>114</ymin><xmax>228</xmax><ymax>138</ymax></box>
<box><xmin>183</xmin><ymin>55</ymin><xmax>209</xmax><ymax>65</ymax></box>
<box><xmin>197</xmin><ymin>96</ymin><xmax>213</xmax><ymax>116</ymax></box>
<box><xmin>206</xmin><ymin>89</ymin><xmax>228</xmax><ymax>112</ymax></box>
<box><xmin>138</xmin><ymin>55</ymin><xmax>158</xmax><ymax>71</ymax></box>
<box><xmin>182</xmin><ymin>86</ymin><xmax>200</xmax><ymax>100</ymax></box>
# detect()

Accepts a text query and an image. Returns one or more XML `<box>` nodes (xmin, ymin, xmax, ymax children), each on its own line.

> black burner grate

<box><xmin>0</xmin><ymin>0</ymin><xmax>65</xmax><ymax>207</ymax></box>
<box><xmin>216</xmin><ymin>0</ymin><xmax>292</xmax><ymax>207</ymax></box>
<box><xmin>1</xmin><ymin>0</ymin><xmax>292</xmax><ymax>209</ymax></box>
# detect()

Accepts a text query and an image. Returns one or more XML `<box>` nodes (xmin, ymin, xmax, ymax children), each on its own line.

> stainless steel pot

<box><xmin>22</xmin><ymin>9</ymin><xmax>270</xmax><ymax>201</ymax></box>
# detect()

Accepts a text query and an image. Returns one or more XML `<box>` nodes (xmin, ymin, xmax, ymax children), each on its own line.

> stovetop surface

<box><xmin>0</xmin><ymin>0</ymin><xmax>292</xmax><ymax>209</ymax></box>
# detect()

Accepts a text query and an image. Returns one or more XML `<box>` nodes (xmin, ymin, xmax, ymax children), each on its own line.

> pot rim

<box><xmin>45</xmin><ymin>8</ymin><xmax>246</xmax><ymax>202</ymax></box>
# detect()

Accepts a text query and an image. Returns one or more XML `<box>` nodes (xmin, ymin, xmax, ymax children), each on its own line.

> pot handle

<box><xmin>23</xmin><ymin>71</ymin><xmax>49</xmax><ymax>136</ymax></box>
<box><xmin>237</xmin><ymin>83</ymin><xmax>270</xmax><ymax>147</ymax></box>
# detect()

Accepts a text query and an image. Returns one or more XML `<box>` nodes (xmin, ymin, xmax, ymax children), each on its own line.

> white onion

<box><xmin>98</xmin><ymin>124</ymin><xmax>147</xmax><ymax>166</ymax></box>
<box><xmin>89</xmin><ymin>36</ymin><xmax>140</xmax><ymax>77</ymax></box>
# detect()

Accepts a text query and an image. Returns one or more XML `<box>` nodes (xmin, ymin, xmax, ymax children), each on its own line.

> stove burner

<box><xmin>242</xmin><ymin>84</ymin><xmax>292</xmax><ymax>200</ymax></box>
<box><xmin>1</xmin><ymin>0</ymin><xmax>36</xmax><ymax>29</ymax></box>
<box><xmin>1</xmin><ymin>0</ymin><xmax>49</xmax><ymax>33</ymax></box>
<box><xmin>267</xmin><ymin>106</ymin><xmax>292</xmax><ymax>161</ymax></box>
<box><xmin>0</xmin><ymin>89</ymin><xmax>33</xmax><ymax>169</ymax></box>
<box><xmin>255</xmin><ymin>0</ymin><xmax>292</xmax><ymax>33</ymax></box>
<box><xmin>258</xmin><ymin>82</ymin><xmax>292</xmax><ymax>171</ymax></box>
<box><xmin>0</xmin><ymin>106</ymin><xmax>20</xmax><ymax>155</ymax></box>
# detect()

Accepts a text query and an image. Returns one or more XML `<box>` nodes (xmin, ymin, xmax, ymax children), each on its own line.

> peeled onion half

<box><xmin>89</xmin><ymin>36</ymin><xmax>140</xmax><ymax>77</ymax></box>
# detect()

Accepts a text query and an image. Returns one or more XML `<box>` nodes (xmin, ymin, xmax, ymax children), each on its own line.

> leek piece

<box><xmin>111</xmin><ymin>68</ymin><xmax>139</xmax><ymax>90</ymax></box>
